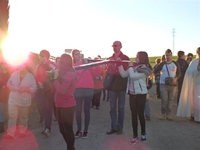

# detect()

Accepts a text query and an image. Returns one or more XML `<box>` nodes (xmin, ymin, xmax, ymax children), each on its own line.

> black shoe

<box><xmin>82</xmin><ymin>130</ymin><xmax>88</xmax><ymax>139</ymax></box>
<box><xmin>103</xmin><ymin>97</ymin><xmax>105</xmax><ymax>100</ymax></box>
<box><xmin>107</xmin><ymin>129</ymin><xmax>117</xmax><ymax>135</ymax></box>
<box><xmin>96</xmin><ymin>107</ymin><xmax>100</xmax><ymax>110</ymax></box>
<box><xmin>75</xmin><ymin>130</ymin><xmax>82</xmax><ymax>139</ymax></box>
<box><xmin>141</xmin><ymin>134</ymin><xmax>147</xmax><ymax>142</ymax></box>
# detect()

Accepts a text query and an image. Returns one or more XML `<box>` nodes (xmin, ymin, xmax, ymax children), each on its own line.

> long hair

<box><xmin>71</xmin><ymin>49</ymin><xmax>80</xmax><ymax>63</ymax></box>
<box><xmin>58</xmin><ymin>54</ymin><xmax>75</xmax><ymax>77</ymax></box>
<box><xmin>136</xmin><ymin>51</ymin><xmax>152</xmax><ymax>69</ymax></box>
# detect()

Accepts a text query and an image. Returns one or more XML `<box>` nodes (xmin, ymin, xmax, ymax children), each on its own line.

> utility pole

<box><xmin>172</xmin><ymin>28</ymin><xmax>175</xmax><ymax>55</ymax></box>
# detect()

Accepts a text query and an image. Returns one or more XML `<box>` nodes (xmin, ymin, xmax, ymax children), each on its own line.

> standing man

<box><xmin>154</xmin><ymin>49</ymin><xmax>181</xmax><ymax>120</ymax></box>
<box><xmin>106</xmin><ymin>41</ymin><xmax>129</xmax><ymax>135</ymax></box>
<box><xmin>35</xmin><ymin>50</ymin><xmax>56</xmax><ymax>136</ymax></box>
<box><xmin>176</xmin><ymin>51</ymin><xmax>188</xmax><ymax>105</ymax></box>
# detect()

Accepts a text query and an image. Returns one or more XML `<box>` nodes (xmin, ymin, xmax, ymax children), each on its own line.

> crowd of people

<box><xmin>0</xmin><ymin>42</ymin><xmax>199</xmax><ymax>149</ymax></box>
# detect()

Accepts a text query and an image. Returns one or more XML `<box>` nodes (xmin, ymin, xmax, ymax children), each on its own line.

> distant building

<box><xmin>65</xmin><ymin>49</ymin><xmax>73</xmax><ymax>54</ymax></box>
<box><xmin>65</xmin><ymin>49</ymin><xmax>82</xmax><ymax>55</ymax></box>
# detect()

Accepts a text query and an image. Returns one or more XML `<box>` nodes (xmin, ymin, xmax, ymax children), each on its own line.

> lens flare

<box><xmin>2</xmin><ymin>36</ymin><xmax>30</xmax><ymax>68</ymax></box>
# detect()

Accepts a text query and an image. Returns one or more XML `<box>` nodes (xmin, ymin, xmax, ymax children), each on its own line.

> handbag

<box><xmin>103</xmin><ymin>73</ymin><xmax>114</xmax><ymax>90</ymax></box>
<box><xmin>165</xmin><ymin>64</ymin><xmax>177</xmax><ymax>86</ymax></box>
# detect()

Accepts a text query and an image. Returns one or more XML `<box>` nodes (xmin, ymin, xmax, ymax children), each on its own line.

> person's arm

<box><xmin>154</xmin><ymin>62</ymin><xmax>165</xmax><ymax>74</ymax></box>
<box><xmin>128</xmin><ymin>68</ymin><xmax>147</xmax><ymax>80</ymax></box>
<box><xmin>27</xmin><ymin>75</ymin><xmax>37</xmax><ymax>94</ymax></box>
<box><xmin>53</xmin><ymin>73</ymin><xmax>74</xmax><ymax>95</ymax></box>
<box><xmin>174</xmin><ymin>61</ymin><xmax>181</xmax><ymax>79</ymax></box>
<box><xmin>118</xmin><ymin>65</ymin><xmax>129</xmax><ymax>78</ymax></box>
<box><xmin>7</xmin><ymin>72</ymin><xmax>20</xmax><ymax>91</ymax></box>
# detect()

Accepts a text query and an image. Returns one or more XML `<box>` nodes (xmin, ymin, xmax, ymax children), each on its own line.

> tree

<box><xmin>0</xmin><ymin>0</ymin><xmax>9</xmax><ymax>60</ymax></box>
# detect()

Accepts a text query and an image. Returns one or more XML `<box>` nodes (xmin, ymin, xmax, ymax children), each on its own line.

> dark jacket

<box><xmin>176</xmin><ymin>58</ymin><xmax>188</xmax><ymax>84</ymax></box>
<box><xmin>107</xmin><ymin>52</ymin><xmax>130</xmax><ymax>91</ymax></box>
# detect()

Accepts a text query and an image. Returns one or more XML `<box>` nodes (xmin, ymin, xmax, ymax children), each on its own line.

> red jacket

<box><xmin>73</xmin><ymin>62</ymin><xmax>101</xmax><ymax>89</ymax></box>
<box><xmin>93</xmin><ymin>66</ymin><xmax>105</xmax><ymax>89</ymax></box>
<box><xmin>35</xmin><ymin>60</ymin><xmax>56</xmax><ymax>89</ymax></box>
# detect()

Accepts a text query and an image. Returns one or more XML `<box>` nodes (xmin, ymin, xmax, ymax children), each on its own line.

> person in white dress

<box><xmin>177</xmin><ymin>47</ymin><xmax>200</xmax><ymax>122</ymax></box>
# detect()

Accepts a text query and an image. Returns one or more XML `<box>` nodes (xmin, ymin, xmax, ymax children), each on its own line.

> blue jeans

<box><xmin>109</xmin><ymin>91</ymin><xmax>126</xmax><ymax>130</ymax></box>
<box><xmin>144</xmin><ymin>99</ymin><xmax>150</xmax><ymax>118</ymax></box>
<box><xmin>74</xmin><ymin>88</ymin><xmax>93</xmax><ymax>131</ymax></box>
<box><xmin>0</xmin><ymin>102</ymin><xmax>5</xmax><ymax>122</ymax></box>
<box><xmin>160</xmin><ymin>84</ymin><xmax>177</xmax><ymax>115</ymax></box>
<box><xmin>35</xmin><ymin>89</ymin><xmax>54</xmax><ymax>130</ymax></box>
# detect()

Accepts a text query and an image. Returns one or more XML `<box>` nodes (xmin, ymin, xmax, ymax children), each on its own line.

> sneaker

<box><xmin>166</xmin><ymin>115</ymin><xmax>173</xmax><ymax>121</ymax></box>
<box><xmin>42</xmin><ymin>128</ymin><xmax>50</xmax><ymax>137</ymax></box>
<box><xmin>159</xmin><ymin>114</ymin><xmax>165</xmax><ymax>120</ymax></box>
<box><xmin>130</xmin><ymin>137</ymin><xmax>138</xmax><ymax>145</ymax></box>
<box><xmin>107</xmin><ymin>129</ymin><xmax>117</xmax><ymax>135</ymax></box>
<box><xmin>75</xmin><ymin>130</ymin><xmax>82</xmax><ymax>139</ymax></box>
<box><xmin>141</xmin><ymin>134</ymin><xmax>147</xmax><ymax>142</ymax></box>
<box><xmin>82</xmin><ymin>130</ymin><xmax>88</xmax><ymax>139</ymax></box>
<box><xmin>91</xmin><ymin>105</ymin><xmax>94</xmax><ymax>108</ymax></box>
<box><xmin>96</xmin><ymin>107</ymin><xmax>100</xmax><ymax>110</ymax></box>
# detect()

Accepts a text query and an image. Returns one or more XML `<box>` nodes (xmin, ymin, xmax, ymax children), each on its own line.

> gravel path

<box><xmin>0</xmin><ymin>84</ymin><xmax>199</xmax><ymax>150</ymax></box>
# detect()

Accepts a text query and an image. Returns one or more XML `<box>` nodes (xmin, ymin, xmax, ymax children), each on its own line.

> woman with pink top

<box><xmin>51</xmin><ymin>54</ymin><xmax>76</xmax><ymax>150</ymax></box>
<box><xmin>72</xmin><ymin>49</ymin><xmax>100</xmax><ymax>139</ymax></box>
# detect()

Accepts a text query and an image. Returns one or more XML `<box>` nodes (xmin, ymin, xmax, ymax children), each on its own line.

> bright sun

<box><xmin>2</xmin><ymin>35</ymin><xmax>30</xmax><ymax>68</ymax></box>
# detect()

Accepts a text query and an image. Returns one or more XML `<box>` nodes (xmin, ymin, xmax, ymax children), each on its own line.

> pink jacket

<box><xmin>73</xmin><ymin>62</ymin><xmax>100</xmax><ymax>89</ymax></box>
<box><xmin>52</xmin><ymin>71</ymin><xmax>76</xmax><ymax>108</ymax></box>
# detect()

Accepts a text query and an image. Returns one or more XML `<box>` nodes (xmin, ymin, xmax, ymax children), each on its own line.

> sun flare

<box><xmin>2</xmin><ymin>35</ymin><xmax>30</xmax><ymax>68</ymax></box>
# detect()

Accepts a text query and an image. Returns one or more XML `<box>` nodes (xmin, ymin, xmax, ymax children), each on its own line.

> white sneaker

<box><xmin>141</xmin><ymin>134</ymin><xmax>147</xmax><ymax>142</ymax></box>
<box><xmin>42</xmin><ymin>128</ymin><xmax>50</xmax><ymax>137</ymax></box>
<box><xmin>130</xmin><ymin>137</ymin><xmax>138</xmax><ymax>145</ymax></box>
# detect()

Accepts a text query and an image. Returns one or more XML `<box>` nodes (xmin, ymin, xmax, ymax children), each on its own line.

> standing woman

<box><xmin>118</xmin><ymin>51</ymin><xmax>152</xmax><ymax>144</ymax></box>
<box><xmin>4</xmin><ymin>63</ymin><xmax>37</xmax><ymax>139</ymax></box>
<box><xmin>51</xmin><ymin>54</ymin><xmax>76</xmax><ymax>150</ymax></box>
<box><xmin>72</xmin><ymin>49</ymin><xmax>100</xmax><ymax>139</ymax></box>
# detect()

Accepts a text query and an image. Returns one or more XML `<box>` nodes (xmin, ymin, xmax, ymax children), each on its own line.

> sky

<box><xmin>3</xmin><ymin>0</ymin><xmax>200</xmax><ymax>60</ymax></box>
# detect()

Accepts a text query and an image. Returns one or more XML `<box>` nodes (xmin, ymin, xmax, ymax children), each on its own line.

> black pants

<box><xmin>177</xmin><ymin>81</ymin><xmax>183</xmax><ymax>105</ymax></box>
<box><xmin>129</xmin><ymin>94</ymin><xmax>146</xmax><ymax>137</ymax></box>
<box><xmin>56</xmin><ymin>106</ymin><xmax>75</xmax><ymax>150</ymax></box>
<box><xmin>35</xmin><ymin>89</ymin><xmax>54</xmax><ymax>130</ymax></box>
<box><xmin>92</xmin><ymin>89</ymin><xmax>102</xmax><ymax>107</ymax></box>
<box><xmin>156</xmin><ymin>83</ymin><xmax>160</xmax><ymax>98</ymax></box>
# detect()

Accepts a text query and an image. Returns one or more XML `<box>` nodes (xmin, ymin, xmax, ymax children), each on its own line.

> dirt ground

<box><xmin>0</xmin><ymin>84</ymin><xmax>200</xmax><ymax>150</ymax></box>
